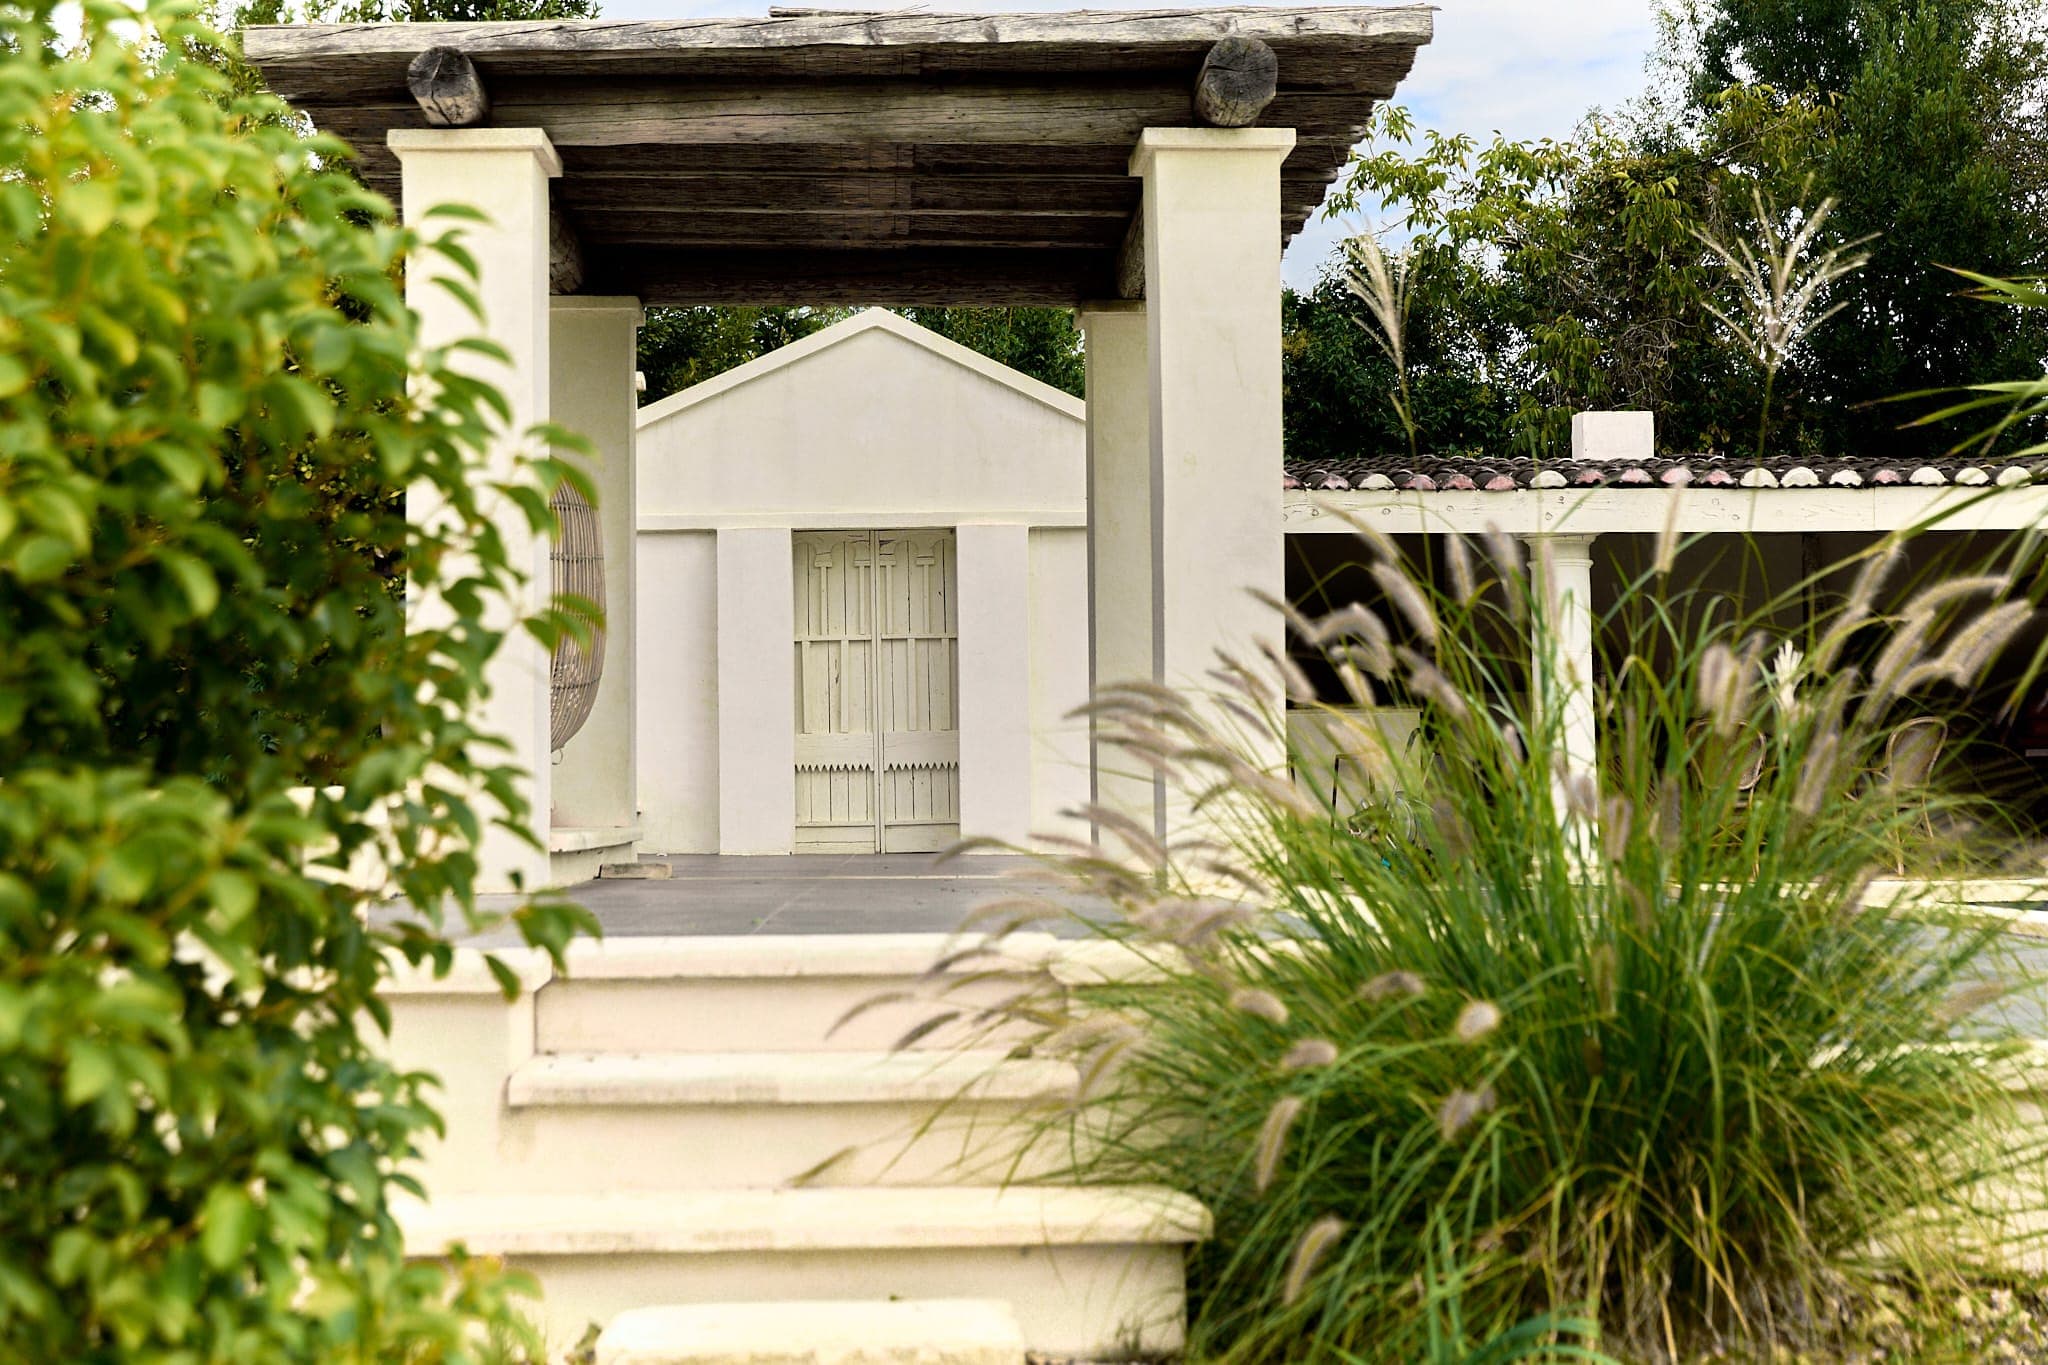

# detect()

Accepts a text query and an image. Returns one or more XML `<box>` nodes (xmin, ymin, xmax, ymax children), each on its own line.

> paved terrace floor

<box><xmin>457</xmin><ymin>854</ymin><xmax>1100</xmax><ymax>945</ymax></box>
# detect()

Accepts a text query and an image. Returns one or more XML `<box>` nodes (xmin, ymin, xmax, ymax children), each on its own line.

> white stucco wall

<box><xmin>635</xmin><ymin>311</ymin><xmax>1088</xmax><ymax>854</ymax></box>
<box><xmin>1029</xmin><ymin>527</ymin><xmax>1092</xmax><ymax>843</ymax></box>
<box><xmin>635</xmin><ymin>531</ymin><xmax>719</xmax><ymax>854</ymax></box>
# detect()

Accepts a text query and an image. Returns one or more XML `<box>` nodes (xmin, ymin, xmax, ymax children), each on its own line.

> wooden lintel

<box><xmin>405</xmin><ymin>46</ymin><xmax>490</xmax><ymax>127</ymax></box>
<box><xmin>1194</xmin><ymin>36</ymin><xmax>1279</xmax><ymax>127</ymax></box>
<box><xmin>1114</xmin><ymin>212</ymin><xmax>1144</xmax><ymax>301</ymax></box>
<box><xmin>597</xmin><ymin>247</ymin><xmax>1115</xmax><ymax>307</ymax></box>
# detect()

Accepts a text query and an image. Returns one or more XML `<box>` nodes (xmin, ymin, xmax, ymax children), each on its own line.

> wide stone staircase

<box><xmin>383</xmin><ymin>934</ymin><xmax>1206</xmax><ymax>1360</ymax></box>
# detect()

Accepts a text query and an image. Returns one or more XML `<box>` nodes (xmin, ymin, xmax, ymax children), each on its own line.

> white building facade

<box><xmin>635</xmin><ymin>310</ymin><xmax>1093</xmax><ymax>856</ymax></box>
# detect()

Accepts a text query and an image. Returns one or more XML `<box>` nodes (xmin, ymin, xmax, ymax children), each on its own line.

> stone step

<box><xmin>596</xmin><ymin>1298</ymin><xmax>1026</xmax><ymax>1365</ymax></box>
<box><xmin>399</xmin><ymin>1185</ymin><xmax>1205</xmax><ymax>1358</ymax></box>
<box><xmin>539</xmin><ymin>935</ymin><xmax>1058</xmax><ymax>1055</ymax></box>
<box><xmin>499</xmin><ymin>1050</ymin><xmax>1079</xmax><ymax>1188</ymax></box>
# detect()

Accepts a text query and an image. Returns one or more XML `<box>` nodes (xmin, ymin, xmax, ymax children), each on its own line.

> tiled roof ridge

<box><xmin>1281</xmin><ymin>450</ymin><xmax>2048</xmax><ymax>493</ymax></box>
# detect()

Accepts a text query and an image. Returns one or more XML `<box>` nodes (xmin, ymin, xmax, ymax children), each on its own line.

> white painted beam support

<box><xmin>1133</xmin><ymin>127</ymin><xmax>1294</xmax><ymax>835</ymax></box>
<box><xmin>1526</xmin><ymin>533</ymin><xmax>1599</xmax><ymax>812</ymax></box>
<box><xmin>550</xmin><ymin>297</ymin><xmax>644</xmax><ymax>850</ymax></box>
<box><xmin>716</xmin><ymin>528</ymin><xmax>796</xmax><ymax>855</ymax></box>
<box><xmin>956</xmin><ymin>523</ymin><xmax>1034</xmax><ymax>846</ymax></box>
<box><xmin>392</xmin><ymin>127</ymin><xmax>560</xmax><ymax>893</ymax></box>
<box><xmin>1077</xmin><ymin>301</ymin><xmax>1159</xmax><ymax>838</ymax></box>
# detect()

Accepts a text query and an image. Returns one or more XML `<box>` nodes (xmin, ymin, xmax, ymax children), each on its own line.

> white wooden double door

<box><xmin>792</xmin><ymin>529</ymin><xmax>961</xmax><ymax>853</ymax></box>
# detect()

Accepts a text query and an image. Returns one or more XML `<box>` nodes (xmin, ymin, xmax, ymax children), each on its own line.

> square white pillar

<box><xmin>1078</xmin><ymin>302</ymin><xmax>1161</xmax><ymax>838</ymax></box>
<box><xmin>392</xmin><ymin>127</ymin><xmax>560</xmax><ymax>893</ymax></box>
<box><xmin>1133</xmin><ymin>127</ymin><xmax>1296</xmax><ymax>827</ymax></box>
<box><xmin>549</xmin><ymin>297</ymin><xmax>644</xmax><ymax>846</ymax></box>
<box><xmin>716</xmin><ymin>528</ymin><xmax>796</xmax><ymax>855</ymax></box>
<box><xmin>956</xmin><ymin>523</ymin><xmax>1034</xmax><ymax>846</ymax></box>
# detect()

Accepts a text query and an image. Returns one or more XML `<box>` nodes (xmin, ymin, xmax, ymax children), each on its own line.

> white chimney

<box><xmin>1571</xmin><ymin>410</ymin><xmax>1654</xmax><ymax>463</ymax></box>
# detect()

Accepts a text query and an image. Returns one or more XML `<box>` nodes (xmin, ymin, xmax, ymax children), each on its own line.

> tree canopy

<box><xmin>1286</xmin><ymin>0</ymin><xmax>2048</xmax><ymax>462</ymax></box>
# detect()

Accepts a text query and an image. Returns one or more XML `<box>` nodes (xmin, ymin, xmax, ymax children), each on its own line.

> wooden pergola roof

<box><xmin>243</xmin><ymin>7</ymin><xmax>1433</xmax><ymax>305</ymax></box>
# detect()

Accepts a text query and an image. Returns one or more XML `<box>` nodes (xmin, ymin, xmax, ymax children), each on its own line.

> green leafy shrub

<box><xmin>0</xmin><ymin>0</ymin><xmax>588</xmax><ymax>1356</ymax></box>
<box><xmin>959</xmin><ymin>523</ymin><xmax>2048</xmax><ymax>1362</ymax></box>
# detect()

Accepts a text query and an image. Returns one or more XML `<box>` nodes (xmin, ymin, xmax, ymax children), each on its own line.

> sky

<box><xmin>590</xmin><ymin>0</ymin><xmax>1667</xmax><ymax>290</ymax></box>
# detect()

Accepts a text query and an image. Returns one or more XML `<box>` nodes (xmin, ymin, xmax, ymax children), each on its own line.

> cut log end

<box><xmin>1193</xmin><ymin>35</ymin><xmax>1279</xmax><ymax>128</ymax></box>
<box><xmin>406</xmin><ymin>45</ymin><xmax>491</xmax><ymax>128</ymax></box>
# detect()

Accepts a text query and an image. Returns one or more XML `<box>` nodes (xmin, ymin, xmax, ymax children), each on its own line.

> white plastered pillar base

<box><xmin>549</xmin><ymin>297</ymin><xmax>645</xmax><ymax>864</ymax></box>
<box><xmin>956</xmin><ymin>523</ymin><xmax>1034</xmax><ymax>846</ymax></box>
<box><xmin>1078</xmin><ymin>301</ymin><xmax>1159</xmax><ymax>839</ymax></box>
<box><xmin>1133</xmin><ymin>127</ymin><xmax>1294</xmax><ymax>843</ymax></box>
<box><xmin>716</xmin><ymin>528</ymin><xmax>796</xmax><ymax>855</ymax></box>
<box><xmin>392</xmin><ymin>127</ymin><xmax>560</xmax><ymax>894</ymax></box>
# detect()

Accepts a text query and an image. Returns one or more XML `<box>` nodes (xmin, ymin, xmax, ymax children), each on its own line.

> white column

<box><xmin>549</xmin><ymin>297</ymin><xmax>643</xmax><ymax>844</ymax></box>
<box><xmin>1077</xmin><ymin>301</ymin><xmax>1159</xmax><ymax>838</ymax></box>
<box><xmin>716</xmin><ymin>528</ymin><xmax>796</xmax><ymax>855</ymax></box>
<box><xmin>956</xmin><ymin>523</ymin><xmax>1034</xmax><ymax>847</ymax></box>
<box><xmin>1133</xmin><ymin>127</ymin><xmax>1295</xmax><ymax>833</ymax></box>
<box><xmin>1527</xmin><ymin>533</ymin><xmax>1599</xmax><ymax>791</ymax></box>
<box><xmin>392</xmin><ymin>128</ymin><xmax>559</xmax><ymax>893</ymax></box>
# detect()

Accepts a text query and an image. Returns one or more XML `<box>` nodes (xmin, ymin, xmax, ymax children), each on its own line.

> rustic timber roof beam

<box><xmin>242</xmin><ymin>7</ymin><xmax>1433</xmax><ymax>305</ymax></box>
<box><xmin>406</xmin><ymin>45</ymin><xmax>489</xmax><ymax>127</ymax></box>
<box><xmin>1193</xmin><ymin>36</ymin><xmax>1279</xmax><ymax>127</ymax></box>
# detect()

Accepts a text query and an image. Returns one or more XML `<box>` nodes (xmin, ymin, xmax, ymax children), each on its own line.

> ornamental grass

<box><xmin>945</xmin><ymin>519</ymin><xmax>2048</xmax><ymax>1363</ymax></box>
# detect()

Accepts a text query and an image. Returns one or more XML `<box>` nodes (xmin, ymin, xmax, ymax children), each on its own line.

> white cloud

<box><xmin>587</xmin><ymin>0</ymin><xmax>1663</xmax><ymax>289</ymax></box>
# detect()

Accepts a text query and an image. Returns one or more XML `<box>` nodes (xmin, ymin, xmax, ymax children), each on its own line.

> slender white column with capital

<box><xmin>1526</xmin><ymin>533</ymin><xmax>1599</xmax><ymax>797</ymax></box>
<box><xmin>549</xmin><ymin>297</ymin><xmax>644</xmax><ymax>849</ymax></box>
<box><xmin>392</xmin><ymin>127</ymin><xmax>559</xmax><ymax>893</ymax></box>
<box><xmin>1077</xmin><ymin>301</ymin><xmax>1160</xmax><ymax>838</ymax></box>
<box><xmin>1133</xmin><ymin>127</ymin><xmax>1295</xmax><ymax>835</ymax></box>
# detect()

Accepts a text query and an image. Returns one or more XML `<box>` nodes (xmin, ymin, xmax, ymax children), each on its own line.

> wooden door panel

<box><xmin>791</xmin><ymin>529</ymin><xmax>961</xmax><ymax>854</ymax></box>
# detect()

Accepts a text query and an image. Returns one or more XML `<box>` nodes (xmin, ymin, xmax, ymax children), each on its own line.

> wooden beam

<box><xmin>1194</xmin><ymin>36</ymin><xmax>1278</xmax><ymax>127</ymax></box>
<box><xmin>245</xmin><ymin>9</ymin><xmax>1434</xmax><ymax>100</ymax></box>
<box><xmin>598</xmin><ymin>246</ymin><xmax>1115</xmax><ymax>306</ymax></box>
<box><xmin>581</xmin><ymin>210</ymin><xmax>1124</xmax><ymax>249</ymax></box>
<box><xmin>319</xmin><ymin>81</ymin><xmax>1379</xmax><ymax>148</ymax></box>
<box><xmin>405</xmin><ymin>45</ymin><xmax>489</xmax><ymax>127</ymax></box>
<box><xmin>1115</xmin><ymin>212</ymin><xmax>1144</xmax><ymax>300</ymax></box>
<box><xmin>554</xmin><ymin>174</ymin><xmax>1141</xmax><ymax>215</ymax></box>
<box><xmin>549</xmin><ymin>202</ymin><xmax>584</xmax><ymax>293</ymax></box>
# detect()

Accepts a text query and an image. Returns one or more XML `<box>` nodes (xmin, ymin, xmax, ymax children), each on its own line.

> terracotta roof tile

<box><xmin>1281</xmin><ymin>452</ymin><xmax>2048</xmax><ymax>492</ymax></box>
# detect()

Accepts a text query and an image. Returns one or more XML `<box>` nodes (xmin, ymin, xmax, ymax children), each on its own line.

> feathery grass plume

<box><xmin>1436</xmin><ymin>1086</ymin><xmax>1497</xmax><ymax>1140</ymax></box>
<box><xmin>1344</xmin><ymin>230</ymin><xmax>1418</xmax><ymax>461</ymax></box>
<box><xmin>1901</xmin><ymin>574</ymin><xmax>2013</xmax><ymax>620</ymax></box>
<box><xmin>1445</xmin><ymin>533</ymin><xmax>1476</xmax><ymax>604</ymax></box>
<box><xmin>1361</xmin><ymin>970</ymin><xmax>1427</xmax><ymax>1002</ymax></box>
<box><xmin>1453</xmin><ymin>1000</ymin><xmax>1502</xmax><ymax>1043</ymax></box>
<box><xmin>1653</xmin><ymin>491</ymin><xmax>1684</xmax><ymax>577</ymax></box>
<box><xmin>1231</xmin><ymin>987</ymin><xmax>1290</xmax><ymax>1025</ymax></box>
<box><xmin>1938</xmin><ymin>600</ymin><xmax>2034</xmax><ymax>687</ymax></box>
<box><xmin>1792</xmin><ymin>731</ymin><xmax>1841</xmax><ymax>819</ymax></box>
<box><xmin>1281</xmin><ymin>1038</ymin><xmax>1341</xmax><ymax>1072</ymax></box>
<box><xmin>1253</xmin><ymin>1094</ymin><xmax>1306</xmax><ymax>1193</ymax></box>
<box><xmin>1309</xmin><ymin>603</ymin><xmax>1395</xmax><ymax>675</ymax></box>
<box><xmin>1372</xmin><ymin>561</ymin><xmax>1440</xmax><ymax>645</ymax></box>
<box><xmin>1282</xmin><ymin>1216</ymin><xmax>1349</xmax><ymax>1305</ymax></box>
<box><xmin>1696</xmin><ymin>191</ymin><xmax>1873</xmax><ymax>460</ymax></box>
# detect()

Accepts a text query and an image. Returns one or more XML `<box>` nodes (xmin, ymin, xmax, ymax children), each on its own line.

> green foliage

<box><xmin>636</xmin><ymin>306</ymin><xmax>1084</xmax><ymax>406</ymax></box>
<box><xmin>894</xmin><ymin>306</ymin><xmax>1085</xmax><ymax>398</ymax></box>
<box><xmin>0</xmin><ymin>0</ymin><xmax>589</xmax><ymax>1355</ymax></box>
<box><xmin>952</xmin><ymin>525</ymin><xmax>2048</xmax><ymax>1362</ymax></box>
<box><xmin>636</xmin><ymin>305</ymin><xmax>850</xmax><ymax>404</ymax></box>
<box><xmin>1300</xmin><ymin>0</ymin><xmax>2047</xmax><ymax>463</ymax></box>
